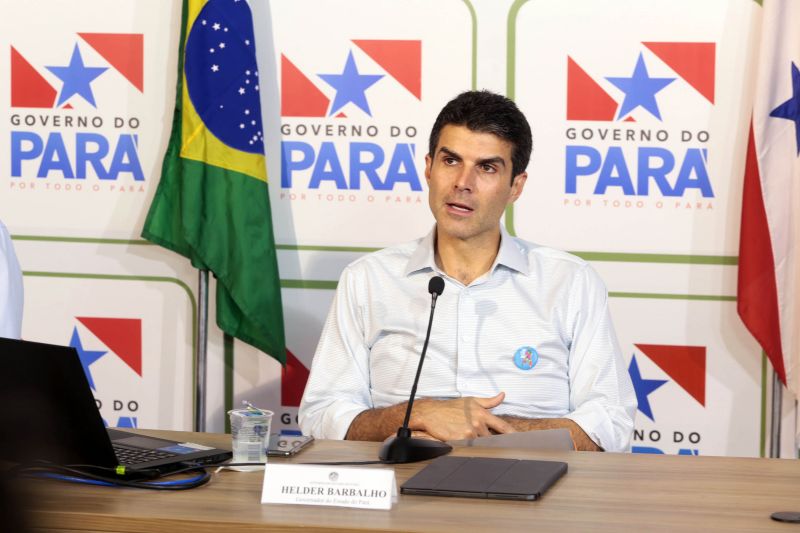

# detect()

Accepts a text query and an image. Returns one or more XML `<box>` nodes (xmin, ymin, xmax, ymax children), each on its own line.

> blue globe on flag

<box><xmin>184</xmin><ymin>0</ymin><xmax>264</xmax><ymax>154</ymax></box>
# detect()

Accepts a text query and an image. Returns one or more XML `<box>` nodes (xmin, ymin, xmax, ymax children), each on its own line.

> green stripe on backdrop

<box><xmin>506</xmin><ymin>0</ymin><xmax>528</xmax><ymax>102</ymax></box>
<box><xmin>281</xmin><ymin>279</ymin><xmax>338</xmax><ymax>290</ymax></box>
<box><xmin>609</xmin><ymin>292</ymin><xmax>736</xmax><ymax>302</ymax></box>
<box><xmin>574</xmin><ymin>253</ymin><xmax>737</xmax><ymax>265</ymax></box>
<box><xmin>275</xmin><ymin>243</ymin><xmax>739</xmax><ymax>266</ymax></box>
<box><xmin>275</xmin><ymin>244</ymin><xmax>378</xmax><ymax>253</ymax></box>
<box><xmin>12</xmin><ymin>235</ymin><xmax>740</xmax><ymax>266</ymax></box>
<box><xmin>13</xmin><ymin>235</ymin><xmax>151</xmax><ymax>245</ymax></box>
<box><xmin>461</xmin><ymin>0</ymin><xmax>478</xmax><ymax>90</ymax></box>
<box><xmin>504</xmin><ymin>0</ymin><xmax>528</xmax><ymax>235</ymax></box>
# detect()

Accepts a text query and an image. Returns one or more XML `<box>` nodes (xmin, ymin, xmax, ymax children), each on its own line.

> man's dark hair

<box><xmin>428</xmin><ymin>90</ymin><xmax>533</xmax><ymax>180</ymax></box>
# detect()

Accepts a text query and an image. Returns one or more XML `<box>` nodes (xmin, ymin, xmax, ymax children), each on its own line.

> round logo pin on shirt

<box><xmin>513</xmin><ymin>346</ymin><xmax>539</xmax><ymax>371</ymax></box>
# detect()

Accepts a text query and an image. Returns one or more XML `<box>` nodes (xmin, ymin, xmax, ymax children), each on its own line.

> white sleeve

<box><xmin>562</xmin><ymin>265</ymin><xmax>636</xmax><ymax>452</ymax></box>
<box><xmin>0</xmin><ymin>222</ymin><xmax>23</xmax><ymax>340</ymax></box>
<box><xmin>298</xmin><ymin>266</ymin><xmax>373</xmax><ymax>439</ymax></box>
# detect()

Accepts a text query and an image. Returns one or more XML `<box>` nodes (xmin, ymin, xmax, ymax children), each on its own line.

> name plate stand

<box><xmin>261</xmin><ymin>464</ymin><xmax>397</xmax><ymax>510</ymax></box>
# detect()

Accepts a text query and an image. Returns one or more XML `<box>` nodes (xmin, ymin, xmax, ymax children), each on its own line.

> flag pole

<box><xmin>195</xmin><ymin>269</ymin><xmax>209</xmax><ymax>432</ymax></box>
<box><xmin>770</xmin><ymin>369</ymin><xmax>782</xmax><ymax>458</ymax></box>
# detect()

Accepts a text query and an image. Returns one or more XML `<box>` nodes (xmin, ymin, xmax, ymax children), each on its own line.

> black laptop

<box><xmin>401</xmin><ymin>455</ymin><xmax>567</xmax><ymax>501</ymax></box>
<box><xmin>0</xmin><ymin>337</ymin><xmax>231</xmax><ymax>477</ymax></box>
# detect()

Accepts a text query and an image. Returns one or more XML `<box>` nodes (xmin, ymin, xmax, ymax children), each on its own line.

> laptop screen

<box><xmin>0</xmin><ymin>337</ymin><xmax>118</xmax><ymax>468</ymax></box>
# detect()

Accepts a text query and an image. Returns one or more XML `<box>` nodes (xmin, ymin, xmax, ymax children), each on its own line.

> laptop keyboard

<box><xmin>113</xmin><ymin>444</ymin><xmax>178</xmax><ymax>465</ymax></box>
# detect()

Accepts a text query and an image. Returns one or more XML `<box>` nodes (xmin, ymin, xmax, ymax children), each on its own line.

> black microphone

<box><xmin>378</xmin><ymin>275</ymin><xmax>452</xmax><ymax>463</ymax></box>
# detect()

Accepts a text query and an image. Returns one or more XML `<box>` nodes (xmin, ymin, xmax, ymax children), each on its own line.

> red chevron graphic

<box><xmin>635</xmin><ymin>344</ymin><xmax>706</xmax><ymax>406</ymax></box>
<box><xmin>77</xmin><ymin>317</ymin><xmax>142</xmax><ymax>376</ymax></box>
<box><xmin>10</xmin><ymin>46</ymin><xmax>57</xmax><ymax>108</ymax></box>
<box><xmin>567</xmin><ymin>56</ymin><xmax>617</xmax><ymax>121</ymax></box>
<box><xmin>281</xmin><ymin>54</ymin><xmax>329</xmax><ymax>117</ymax></box>
<box><xmin>643</xmin><ymin>42</ymin><xmax>715</xmax><ymax>104</ymax></box>
<box><xmin>353</xmin><ymin>39</ymin><xmax>421</xmax><ymax>99</ymax></box>
<box><xmin>281</xmin><ymin>348</ymin><xmax>310</xmax><ymax>407</ymax></box>
<box><xmin>79</xmin><ymin>33</ymin><xmax>144</xmax><ymax>92</ymax></box>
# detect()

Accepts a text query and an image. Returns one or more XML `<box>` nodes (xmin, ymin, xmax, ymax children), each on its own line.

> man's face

<box><xmin>425</xmin><ymin>124</ymin><xmax>527</xmax><ymax>244</ymax></box>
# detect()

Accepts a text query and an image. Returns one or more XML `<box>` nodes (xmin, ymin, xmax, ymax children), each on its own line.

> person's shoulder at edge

<box><xmin>0</xmin><ymin>220</ymin><xmax>11</xmax><ymax>241</ymax></box>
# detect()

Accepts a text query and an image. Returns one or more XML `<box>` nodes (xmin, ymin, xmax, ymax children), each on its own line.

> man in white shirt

<box><xmin>299</xmin><ymin>91</ymin><xmax>636</xmax><ymax>451</ymax></box>
<box><xmin>0</xmin><ymin>220</ymin><xmax>23</xmax><ymax>339</ymax></box>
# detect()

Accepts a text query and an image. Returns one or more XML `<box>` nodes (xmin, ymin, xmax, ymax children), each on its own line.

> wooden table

<box><xmin>22</xmin><ymin>429</ymin><xmax>800</xmax><ymax>532</ymax></box>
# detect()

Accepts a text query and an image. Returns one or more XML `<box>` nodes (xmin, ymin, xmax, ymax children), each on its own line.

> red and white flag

<box><xmin>738</xmin><ymin>0</ymin><xmax>800</xmax><ymax>396</ymax></box>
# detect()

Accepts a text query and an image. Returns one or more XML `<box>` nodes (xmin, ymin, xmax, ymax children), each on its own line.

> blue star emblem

<box><xmin>628</xmin><ymin>355</ymin><xmax>667</xmax><ymax>422</ymax></box>
<box><xmin>606</xmin><ymin>53</ymin><xmax>675</xmax><ymax>121</ymax></box>
<box><xmin>318</xmin><ymin>51</ymin><xmax>383</xmax><ymax>117</ymax></box>
<box><xmin>769</xmin><ymin>61</ymin><xmax>800</xmax><ymax>156</ymax></box>
<box><xmin>69</xmin><ymin>327</ymin><xmax>107</xmax><ymax>391</ymax></box>
<box><xmin>46</xmin><ymin>44</ymin><xmax>108</xmax><ymax>108</ymax></box>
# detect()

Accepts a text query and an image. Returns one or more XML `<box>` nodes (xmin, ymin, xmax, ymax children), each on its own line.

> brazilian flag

<box><xmin>142</xmin><ymin>0</ymin><xmax>285</xmax><ymax>364</ymax></box>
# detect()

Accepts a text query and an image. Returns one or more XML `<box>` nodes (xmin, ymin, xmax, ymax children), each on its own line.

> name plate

<box><xmin>261</xmin><ymin>463</ymin><xmax>397</xmax><ymax>510</ymax></box>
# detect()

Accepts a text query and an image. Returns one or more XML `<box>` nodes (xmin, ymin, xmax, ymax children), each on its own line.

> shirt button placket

<box><xmin>456</xmin><ymin>288</ymin><xmax>472</xmax><ymax>393</ymax></box>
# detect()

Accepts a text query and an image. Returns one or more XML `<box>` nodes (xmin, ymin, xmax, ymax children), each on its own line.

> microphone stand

<box><xmin>379</xmin><ymin>277</ymin><xmax>452</xmax><ymax>463</ymax></box>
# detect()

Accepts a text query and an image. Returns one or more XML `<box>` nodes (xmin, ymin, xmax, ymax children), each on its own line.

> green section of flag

<box><xmin>142</xmin><ymin>0</ymin><xmax>285</xmax><ymax>364</ymax></box>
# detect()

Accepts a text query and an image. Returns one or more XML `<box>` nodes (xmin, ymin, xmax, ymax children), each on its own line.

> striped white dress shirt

<box><xmin>299</xmin><ymin>226</ymin><xmax>636</xmax><ymax>452</ymax></box>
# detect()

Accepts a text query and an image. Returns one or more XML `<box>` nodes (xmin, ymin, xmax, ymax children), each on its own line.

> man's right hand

<box><xmin>409</xmin><ymin>392</ymin><xmax>516</xmax><ymax>441</ymax></box>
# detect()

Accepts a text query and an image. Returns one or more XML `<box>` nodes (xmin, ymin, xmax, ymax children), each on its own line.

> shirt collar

<box><xmin>404</xmin><ymin>226</ymin><xmax>438</xmax><ymax>276</ymax></box>
<box><xmin>495</xmin><ymin>224</ymin><xmax>529</xmax><ymax>275</ymax></box>
<box><xmin>404</xmin><ymin>224</ymin><xmax>529</xmax><ymax>277</ymax></box>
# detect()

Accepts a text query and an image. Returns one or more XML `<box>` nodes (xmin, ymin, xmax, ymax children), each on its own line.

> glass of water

<box><xmin>228</xmin><ymin>406</ymin><xmax>273</xmax><ymax>467</ymax></box>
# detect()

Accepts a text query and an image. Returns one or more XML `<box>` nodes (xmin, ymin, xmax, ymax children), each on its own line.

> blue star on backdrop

<box><xmin>769</xmin><ymin>61</ymin><xmax>800</xmax><ymax>156</ymax></box>
<box><xmin>69</xmin><ymin>327</ymin><xmax>107</xmax><ymax>391</ymax></box>
<box><xmin>606</xmin><ymin>53</ymin><xmax>675</xmax><ymax>121</ymax></box>
<box><xmin>318</xmin><ymin>51</ymin><xmax>383</xmax><ymax>117</ymax></box>
<box><xmin>46</xmin><ymin>44</ymin><xmax>107</xmax><ymax>108</ymax></box>
<box><xmin>628</xmin><ymin>355</ymin><xmax>667</xmax><ymax>422</ymax></box>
